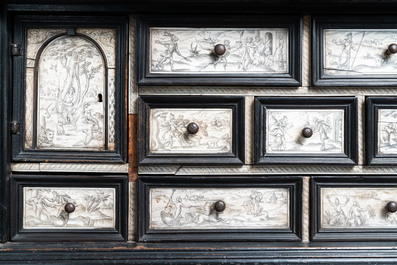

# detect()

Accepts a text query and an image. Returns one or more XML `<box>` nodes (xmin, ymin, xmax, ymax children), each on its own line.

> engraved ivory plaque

<box><xmin>149</xmin><ymin>108</ymin><xmax>233</xmax><ymax>154</ymax></box>
<box><xmin>321</xmin><ymin>188</ymin><xmax>397</xmax><ymax>228</ymax></box>
<box><xmin>378</xmin><ymin>109</ymin><xmax>397</xmax><ymax>154</ymax></box>
<box><xmin>150</xmin><ymin>27</ymin><xmax>289</xmax><ymax>74</ymax></box>
<box><xmin>266</xmin><ymin>109</ymin><xmax>344</xmax><ymax>154</ymax></box>
<box><xmin>25</xmin><ymin>28</ymin><xmax>116</xmax><ymax>151</ymax></box>
<box><xmin>23</xmin><ymin>187</ymin><xmax>116</xmax><ymax>229</ymax></box>
<box><xmin>149</xmin><ymin>187</ymin><xmax>290</xmax><ymax>230</ymax></box>
<box><xmin>324</xmin><ymin>29</ymin><xmax>397</xmax><ymax>76</ymax></box>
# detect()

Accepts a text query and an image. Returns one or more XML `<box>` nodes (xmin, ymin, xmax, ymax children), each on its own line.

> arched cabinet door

<box><xmin>11</xmin><ymin>15</ymin><xmax>127</xmax><ymax>162</ymax></box>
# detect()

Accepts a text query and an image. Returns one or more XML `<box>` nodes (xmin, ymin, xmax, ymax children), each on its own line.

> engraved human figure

<box><xmin>270</xmin><ymin>116</ymin><xmax>289</xmax><ymax>151</ymax></box>
<box><xmin>348</xmin><ymin>201</ymin><xmax>373</xmax><ymax>227</ymax></box>
<box><xmin>38</xmin><ymin>129</ymin><xmax>55</xmax><ymax>147</ymax></box>
<box><xmin>381</xmin><ymin>122</ymin><xmax>397</xmax><ymax>147</ymax></box>
<box><xmin>154</xmin><ymin>32</ymin><xmax>191</xmax><ymax>71</ymax></box>
<box><xmin>331</xmin><ymin>32</ymin><xmax>359</xmax><ymax>69</ymax></box>
<box><xmin>239</xmin><ymin>37</ymin><xmax>258</xmax><ymax>71</ymax></box>
<box><xmin>326</xmin><ymin>196</ymin><xmax>350</xmax><ymax>226</ymax></box>
<box><xmin>314</xmin><ymin>117</ymin><xmax>332</xmax><ymax>151</ymax></box>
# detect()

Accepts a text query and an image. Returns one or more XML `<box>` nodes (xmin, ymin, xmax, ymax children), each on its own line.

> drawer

<box><xmin>10</xmin><ymin>174</ymin><xmax>128</xmax><ymax>242</ymax></box>
<box><xmin>313</xmin><ymin>16</ymin><xmax>397</xmax><ymax>86</ymax></box>
<box><xmin>366</xmin><ymin>97</ymin><xmax>397</xmax><ymax>165</ymax></box>
<box><xmin>254</xmin><ymin>97</ymin><xmax>358</xmax><ymax>165</ymax></box>
<box><xmin>138</xmin><ymin>96</ymin><xmax>245</xmax><ymax>165</ymax></box>
<box><xmin>137</xmin><ymin>15</ymin><xmax>301</xmax><ymax>86</ymax></box>
<box><xmin>311</xmin><ymin>177</ymin><xmax>397</xmax><ymax>241</ymax></box>
<box><xmin>138</xmin><ymin>176</ymin><xmax>302</xmax><ymax>242</ymax></box>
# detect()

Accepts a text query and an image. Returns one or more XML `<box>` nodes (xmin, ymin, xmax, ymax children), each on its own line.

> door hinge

<box><xmin>10</xmin><ymin>121</ymin><xmax>20</xmax><ymax>134</ymax></box>
<box><xmin>10</xmin><ymin>43</ymin><xmax>21</xmax><ymax>57</ymax></box>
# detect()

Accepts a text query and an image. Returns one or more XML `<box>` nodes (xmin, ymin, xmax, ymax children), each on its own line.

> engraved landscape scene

<box><xmin>378</xmin><ymin>109</ymin><xmax>397</xmax><ymax>154</ymax></box>
<box><xmin>324</xmin><ymin>29</ymin><xmax>397</xmax><ymax>75</ymax></box>
<box><xmin>266</xmin><ymin>109</ymin><xmax>344</xmax><ymax>153</ymax></box>
<box><xmin>23</xmin><ymin>187</ymin><xmax>115</xmax><ymax>229</ymax></box>
<box><xmin>150</xmin><ymin>27</ymin><xmax>289</xmax><ymax>74</ymax></box>
<box><xmin>321</xmin><ymin>188</ymin><xmax>397</xmax><ymax>228</ymax></box>
<box><xmin>36</xmin><ymin>35</ymin><xmax>106</xmax><ymax>150</ymax></box>
<box><xmin>150</xmin><ymin>188</ymin><xmax>289</xmax><ymax>229</ymax></box>
<box><xmin>150</xmin><ymin>109</ymin><xmax>233</xmax><ymax>154</ymax></box>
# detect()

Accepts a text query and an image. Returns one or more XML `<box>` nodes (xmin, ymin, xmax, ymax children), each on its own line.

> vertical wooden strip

<box><xmin>302</xmin><ymin>15</ymin><xmax>311</xmax><ymax>88</ymax></box>
<box><xmin>302</xmin><ymin>176</ymin><xmax>310</xmax><ymax>242</ymax></box>
<box><xmin>129</xmin><ymin>114</ymin><xmax>138</xmax><ymax>182</ymax></box>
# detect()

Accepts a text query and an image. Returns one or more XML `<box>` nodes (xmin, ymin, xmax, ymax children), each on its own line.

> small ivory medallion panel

<box><xmin>23</xmin><ymin>187</ymin><xmax>116</xmax><ymax>229</ymax></box>
<box><xmin>149</xmin><ymin>187</ymin><xmax>289</xmax><ymax>230</ymax></box>
<box><xmin>149</xmin><ymin>27</ymin><xmax>289</xmax><ymax>74</ymax></box>
<box><xmin>149</xmin><ymin>108</ymin><xmax>233</xmax><ymax>154</ymax></box>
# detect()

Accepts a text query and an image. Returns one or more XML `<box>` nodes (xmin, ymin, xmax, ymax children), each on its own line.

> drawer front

<box><xmin>11</xmin><ymin>175</ymin><xmax>128</xmax><ymax>242</ymax></box>
<box><xmin>366</xmin><ymin>97</ymin><xmax>397</xmax><ymax>165</ymax></box>
<box><xmin>138</xmin><ymin>96</ymin><xmax>245</xmax><ymax>165</ymax></box>
<box><xmin>139</xmin><ymin>176</ymin><xmax>302</xmax><ymax>242</ymax></box>
<box><xmin>313</xmin><ymin>16</ymin><xmax>397</xmax><ymax>86</ymax></box>
<box><xmin>312</xmin><ymin>177</ymin><xmax>397</xmax><ymax>241</ymax></box>
<box><xmin>149</xmin><ymin>108</ymin><xmax>233</xmax><ymax>154</ymax></box>
<box><xmin>255</xmin><ymin>97</ymin><xmax>358</xmax><ymax>165</ymax></box>
<box><xmin>149</xmin><ymin>27</ymin><xmax>289</xmax><ymax>75</ymax></box>
<box><xmin>149</xmin><ymin>187</ymin><xmax>289</xmax><ymax>230</ymax></box>
<box><xmin>138</xmin><ymin>15</ymin><xmax>301</xmax><ymax>86</ymax></box>
<box><xmin>23</xmin><ymin>187</ymin><xmax>116</xmax><ymax>229</ymax></box>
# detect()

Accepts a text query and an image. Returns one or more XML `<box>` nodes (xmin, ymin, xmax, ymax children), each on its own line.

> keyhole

<box><xmin>97</xmin><ymin>93</ymin><xmax>103</xmax><ymax>102</ymax></box>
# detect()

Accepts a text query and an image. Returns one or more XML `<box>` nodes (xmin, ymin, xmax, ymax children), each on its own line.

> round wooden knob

<box><xmin>214</xmin><ymin>200</ymin><xmax>226</xmax><ymax>212</ymax></box>
<box><xmin>302</xmin><ymin>127</ymin><xmax>313</xmax><ymax>138</ymax></box>
<box><xmin>386</xmin><ymin>201</ymin><xmax>397</xmax><ymax>213</ymax></box>
<box><xmin>388</xmin><ymin>43</ymin><xmax>397</xmax><ymax>54</ymax></box>
<box><xmin>214</xmin><ymin>44</ymin><xmax>226</xmax><ymax>56</ymax></box>
<box><xmin>65</xmin><ymin>203</ymin><xmax>75</xmax><ymax>213</ymax></box>
<box><xmin>187</xmin><ymin>122</ymin><xmax>199</xmax><ymax>134</ymax></box>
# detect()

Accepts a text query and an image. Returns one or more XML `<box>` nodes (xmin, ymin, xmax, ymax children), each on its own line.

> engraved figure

<box><xmin>153</xmin><ymin>32</ymin><xmax>192</xmax><ymax>71</ymax></box>
<box><xmin>326</xmin><ymin>196</ymin><xmax>350</xmax><ymax>226</ymax></box>
<box><xmin>37</xmin><ymin>35</ymin><xmax>106</xmax><ymax>150</ymax></box>
<box><xmin>348</xmin><ymin>201</ymin><xmax>374</xmax><ymax>227</ymax></box>
<box><xmin>313</xmin><ymin>117</ymin><xmax>332</xmax><ymax>151</ymax></box>
<box><xmin>242</xmin><ymin>191</ymin><xmax>269</xmax><ymax>219</ymax></box>
<box><xmin>270</xmin><ymin>116</ymin><xmax>289</xmax><ymax>151</ymax></box>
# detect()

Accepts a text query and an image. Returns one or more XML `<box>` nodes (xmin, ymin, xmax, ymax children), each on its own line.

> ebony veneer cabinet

<box><xmin>3</xmin><ymin>1</ymin><xmax>397</xmax><ymax>264</ymax></box>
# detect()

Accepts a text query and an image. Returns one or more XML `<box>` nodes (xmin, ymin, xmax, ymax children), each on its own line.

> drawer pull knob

<box><xmin>187</xmin><ymin>122</ymin><xmax>199</xmax><ymax>134</ymax></box>
<box><xmin>386</xmin><ymin>201</ymin><xmax>397</xmax><ymax>213</ymax></box>
<box><xmin>214</xmin><ymin>44</ymin><xmax>226</xmax><ymax>56</ymax></box>
<box><xmin>64</xmin><ymin>203</ymin><xmax>75</xmax><ymax>213</ymax></box>
<box><xmin>214</xmin><ymin>200</ymin><xmax>226</xmax><ymax>212</ymax></box>
<box><xmin>302</xmin><ymin>127</ymin><xmax>313</xmax><ymax>138</ymax></box>
<box><xmin>388</xmin><ymin>43</ymin><xmax>397</xmax><ymax>55</ymax></box>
